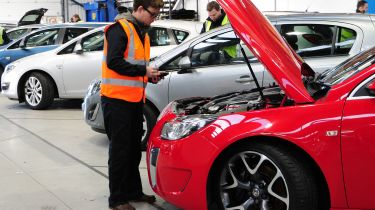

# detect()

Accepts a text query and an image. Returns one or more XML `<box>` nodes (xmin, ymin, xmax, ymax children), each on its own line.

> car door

<box><xmin>167</xmin><ymin>30</ymin><xmax>265</xmax><ymax>102</ymax></box>
<box><xmin>61</xmin><ymin>30</ymin><xmax>104</xmax><ymax>97</ymax></box>
<box><xmin>341</xmin><ymin>74</ymin><xmax>375</xmax><ymax>209</ymax></box>
<box><xmin>276</xmin><ymin>22</ymin><xmax>363</xmax><ymax>73</ymax></box>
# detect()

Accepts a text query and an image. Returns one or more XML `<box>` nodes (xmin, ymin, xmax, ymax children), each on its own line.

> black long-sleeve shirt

<box><xmin>105</xmin><ymin>21</ymin><xmax>147</xmax><ymax>77</ymax></box>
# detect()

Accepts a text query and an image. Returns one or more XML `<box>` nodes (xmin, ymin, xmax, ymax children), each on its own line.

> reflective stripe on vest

<box><xmin>101</xmin><ymin>19</ymin><xmax>150</xmax><ymax>102</ymax></box>
<box><xmin>0</xmin><ymin>28</ymin><xmax>4</xmax><ymax>45</ymax></box>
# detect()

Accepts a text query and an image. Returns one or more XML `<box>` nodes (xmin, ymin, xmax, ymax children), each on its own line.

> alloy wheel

<box><xmin>220</xmin><ymin>151</ymin><xmax>289</xmax><ymax>210</ymax></box>
<box><xmin>25</xmin><ymin>76</ymin><xmax>43</xmax><ymax>106</ymax></box>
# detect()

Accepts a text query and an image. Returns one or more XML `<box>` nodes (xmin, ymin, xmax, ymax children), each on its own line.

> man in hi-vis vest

<box><xmin>101</xmin><ymin>0</ymin><xmax>163</xmax><ymax>209</ymax></box>
<box><xmin>0</xmin><ymin>26</ymin><xmax>10</xmax><ymax>46</ymax></box>
<box><xmin>201</xmin><ymin>1</ymin><xmax>229</xmax><ymax>34</ymax></box>
<box><xmin>201</xmin><ymin>1</ymin><xmax>236</xmax><ymax>60</ymax></box>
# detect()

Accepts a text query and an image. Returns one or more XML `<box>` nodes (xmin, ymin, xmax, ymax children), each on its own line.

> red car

<box><xmin>147</xmin><ymin>0</ymin><xmax>375</xmax><ymax>210</ymax></box>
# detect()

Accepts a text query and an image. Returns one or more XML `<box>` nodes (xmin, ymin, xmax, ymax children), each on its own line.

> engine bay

<box><xmin>173</xmin><ymin>86</ymin><xmax>294</xmax><ymax>116</ymax></box>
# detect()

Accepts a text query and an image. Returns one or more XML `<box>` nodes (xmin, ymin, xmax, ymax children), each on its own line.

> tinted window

<box><xmin>63</xmin><ymin>28</ymin><xmax>89</xmax><ymax>43</ymax></box>
<box><xmin>280</xmin><ymin>24</ymin><xmax>357</xmax><ymax>58</ymax></box>
<box><xmin>191</xmin><ymin>31</ymin><xmax>248</xmax><ymax>67</ymax></box>
<box><xmin>22</xmin><ymin>14</ymin><xmax>39</xmax><ymax>22</ymax></box>
<box><xmin>25</xmin><ymin>28</ymin><xmax>60</xmax><ymax>47</ymax></box>
<box><xmin>353</xmin><ymin>78</ymin><xmax>375</xmax><ymax>97</ymax></box>
<box><xmin>8</xmin><ymin>40</ymin><xmax>21</xmax><ymax>49</ymax></box>
<box><xmin>81</xmin><ymin>31</ymin><xmax>104</xmax><ymax>52</ymax></box>
<box><xmin>335</xmin><ymin>27</ymin><xmax>356</xmax><ymax>55</ymax></box>
<box><xmin>163</xmin><ymin>53</ymin><xmax>186</xmax><ymax>70</ymax></box>
<box><xmin>173</xmin><ymin>29</ymin><xmax>189</xmax><ymax>44</ymax></box>
<box><xmin>280</xmin><ymin>24</ymin><xmax>335</xmax><ymax>57</ymax></box>
<box><xmin>7</xmin><ymin>29</ymin><xmax>28</xmax><ymax>40</ymax></box>
<box><xmin>58</xmin><ymin>42</ymin><xmax>76</xmax><ymax>55</ymax></box>
<box><xmin>149</xmin><ymin>27</ymin><xmax>170</xmax><ymax>46</ymax></box>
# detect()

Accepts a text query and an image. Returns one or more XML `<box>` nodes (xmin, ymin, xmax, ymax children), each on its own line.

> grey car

<box><xmin>83</xmin><ymin>13</ymin><xmax>375</xmax><ymax>148</ymax></box>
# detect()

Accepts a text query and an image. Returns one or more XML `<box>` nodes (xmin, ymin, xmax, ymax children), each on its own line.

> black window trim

<box><xmin>348</xmin><ymin>74</ymin><xmax>375</xmax><ymax>100</ymax></box>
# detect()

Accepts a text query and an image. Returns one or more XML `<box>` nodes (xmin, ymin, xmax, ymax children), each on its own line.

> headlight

<box><xmin>86</xmin><ymin>79</ymin><xmax>101</xmax><ymax>96</ymax></box>
<box><xmin>161</xmin><ymin>116</ymin><xmax>217</xmax><ymax>140</ymax></box>
<box><xmin>5</xmin><ymin>62</ymin><xmax>19</xmax><ymax>73</ymax></box>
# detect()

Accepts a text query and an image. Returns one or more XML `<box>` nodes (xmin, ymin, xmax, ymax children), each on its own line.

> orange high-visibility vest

<box><xmin>101</xmin><ymin>19</ymin><xmax>150</xmax><ymax>102</ymax></box>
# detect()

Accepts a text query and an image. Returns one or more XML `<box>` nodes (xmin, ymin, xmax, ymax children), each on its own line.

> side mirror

<box><xmin>178</xmin><ymin>56</ymin><xmax>191</xmax><ymax>70</ymax></box>
<box><xmin>74</xmin><ymin>43</ymin><xmax>83</xmax><ymax>54</ymax></box>
<box><xmin>366</xmin><ymin>80</ymin><xmax>375</xmax><ymax>96</ymax></box>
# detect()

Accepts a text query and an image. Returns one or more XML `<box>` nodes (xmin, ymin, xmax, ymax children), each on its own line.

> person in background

<box><xmin>200</xmin><ymin>1</ymin><xmax>229</xmax><ymax>34</ymax></box>
<box><xmin>201</xmin><ymin>1</ymin><xmax>236</xmax><ymax>60</ymax></box>
<box><xmin>70</xmin><ymin>14</ymin><xmax>82</xmax><ymax>22</ymax></box>
<box><xmin>101</xmin><ymin>0</ymin><xmax>164</xmax><ymax>209</ymax></box>
<box><xmin>0</xmin><ymin>26</ymin><xmax>10</xmax><ymax>46</ymax></box>
<box><xmin>356</xmin><ymin>0</ymin><xmax>368</xmax><ymax>13</ymax></box>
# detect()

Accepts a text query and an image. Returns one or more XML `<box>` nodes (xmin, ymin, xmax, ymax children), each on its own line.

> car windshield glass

<box><xmin>319</xmin><ymin>47</ymin><xmax>375</xmax><ymax>85</ymax></box>
<box><xmin>7</xmin><ymin>29</ymin><xmax>28</xmax><ymax>40</ymax></box>
<box><xmin>22</xmin><ymin>14</ymin><xmax>39</xmax><ymax>22</ymax></box>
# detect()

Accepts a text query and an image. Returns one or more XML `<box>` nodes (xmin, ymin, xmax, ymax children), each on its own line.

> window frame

<box><xmin>24</xmin><ymin>28</ymin><xmax>61</xmax><ymax>48</ymax></box>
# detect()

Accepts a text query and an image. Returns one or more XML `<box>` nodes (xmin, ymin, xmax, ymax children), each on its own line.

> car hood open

<box><xmin>217</xmin><ymin>0</ymin><xmax>315</xmax><ymax>103</ymax></box>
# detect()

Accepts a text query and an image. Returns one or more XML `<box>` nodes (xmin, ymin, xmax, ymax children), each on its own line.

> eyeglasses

<box><xmin>144</xmin><ymin>7</ymin><xmax>159</xmax><ymax>18</ymax></box>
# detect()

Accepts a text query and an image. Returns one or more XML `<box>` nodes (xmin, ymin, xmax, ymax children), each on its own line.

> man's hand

<box><xmin>146</xmin><ymin>66</ymin><xmax>161</xmax><ymax>83</ymax></box>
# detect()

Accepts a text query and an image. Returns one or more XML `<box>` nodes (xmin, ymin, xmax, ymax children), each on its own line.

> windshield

<box><xmin>319</xmin><ymin>47</ymin><xmax>375</xmax><ymax>85</ymax></box>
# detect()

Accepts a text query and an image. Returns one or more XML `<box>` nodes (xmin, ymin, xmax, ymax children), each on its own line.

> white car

<box><xmin>1</xmin><ymin>20</ymin><xmax>201</xmax><ymax>109</ymax></box>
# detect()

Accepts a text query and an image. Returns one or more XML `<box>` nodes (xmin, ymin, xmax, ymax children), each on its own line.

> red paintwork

<box><xmin>217</xmin><ymin>0</ymin><xmax>314</xmax><ymax>104</ymax></box>
<box><xmin>146</xmin><ymin>0</ymin><xmax>375</xmax><ymax>210</ymax></box>
<box><xmin>147</xmin><ymin>64</ymin><xmax>375</xmax><ymax>210</ymax></box>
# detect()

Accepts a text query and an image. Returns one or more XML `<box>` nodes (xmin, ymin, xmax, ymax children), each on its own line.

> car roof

<box><xmin>266</xmin><ymin>12</ymin><xmax>375</xmax><ymax>22</ymax></box>
<box><xmin>6</xmin><ymin>24</ymin><xmax>48</xmax><ymax>32</ymax></box>
<box><xmin>152</xmin><ymin>20</ymin><xmax>202</xmax><ymax>33</ymax></box>
<box><xmin>55</xmin><ymin>26</ymin><xmax>106</xmax><ymax>52</ymax></box>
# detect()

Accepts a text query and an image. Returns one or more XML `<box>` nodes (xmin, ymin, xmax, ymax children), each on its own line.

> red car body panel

<box><xmin>148</xmin><ymin>65</ymin><xmax>375</xmax><ymax>210</ymax></box>
<box><xmin>146</xmin><ymin>0</ymin><xmax>375</xmax><ymax>209</ymax></box>
<box><xmin>217</xmin><ymin>0</ymin><xmax>314</xmax><ymax>104</ymax></box>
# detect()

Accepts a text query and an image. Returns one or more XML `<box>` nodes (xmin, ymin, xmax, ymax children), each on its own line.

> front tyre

<box><xmin>24</xmin><ymin>72</ymin><xmax>54</xmax><ymax>110</ymax></box>
<box><xmin>209</xmin><ymin>142</ymin><xmax>318</xmax><ymax>210</ymax></box>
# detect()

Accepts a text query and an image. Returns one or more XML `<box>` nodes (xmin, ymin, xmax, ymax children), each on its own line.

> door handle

<box><xmin>235</xmin><ymin>75</ymin><xmax>254</xmax><ymax>83</ymax></box>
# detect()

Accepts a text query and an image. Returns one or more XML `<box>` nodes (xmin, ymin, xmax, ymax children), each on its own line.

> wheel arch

<box><xmin>207</xmin><ymin>136</ymin><xmax>330</xmax><ymax>210</ymax></box>
<box><xmin>17</xmin><ymin>69</ymin><xmax>59</xmax><ymax>103</ymax></box>
<box><xmin>145</xmin><ymin>98</ymin><xmax>161</xmax><ymax>116</ymax></box>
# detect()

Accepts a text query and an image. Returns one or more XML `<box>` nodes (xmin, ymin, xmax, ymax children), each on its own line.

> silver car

<box><xmin>83</xmin><ymin>13</ymin><xmax>375</xmax><ymax>148</ymax></box>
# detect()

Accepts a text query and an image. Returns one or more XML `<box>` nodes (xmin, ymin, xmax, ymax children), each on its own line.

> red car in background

<box><xmin>147</xmin><ymin>0</ymin><xmax>375</xmax><ymax>210</ymax></box>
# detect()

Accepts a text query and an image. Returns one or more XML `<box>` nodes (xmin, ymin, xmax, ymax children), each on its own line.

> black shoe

<box><xmin>132</xmin><ymin>194</ymin><xmax>156</xmax><ymax>204</ymax></box>
<box><xmin>113</xmin><ymin>203</ymin><xmax>135</xmax><ymax>210</ymax></box>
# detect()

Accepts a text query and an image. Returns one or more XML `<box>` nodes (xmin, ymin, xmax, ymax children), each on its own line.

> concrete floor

<box><xmin>0</xmin><ymin>95</ymin><xmax>180</xmax><ymax>210</ymax></box>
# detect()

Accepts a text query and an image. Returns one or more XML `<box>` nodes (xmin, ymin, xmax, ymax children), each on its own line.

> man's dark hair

<box><xmin>207</xmin><ymin>1</ymin><xmax>221</xmax><ymax>11</ymax></box>
<box><xmin>117</xmin><ymin>6</ymin><xmax>128</xmax><ymax>13</ymax></box>
<box><xmin>357</xmin><ymin>0</ymin><xmax>368</xmax><ymax>13</ymax></box>
<box><xmin>133</xmin><ymin>0</ymin><xmax>164</xmax><ymax>11</ymax></box>
<box><xmin>72</xmin><ymin>14</ymin><xmax>81</xmax><ymax>21</ymax></box>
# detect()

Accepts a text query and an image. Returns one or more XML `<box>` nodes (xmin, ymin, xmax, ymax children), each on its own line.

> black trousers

<box><xmin>101</xmin><ymin>97</ymin><xmax>144</xmax><ymax>208</ymax></box>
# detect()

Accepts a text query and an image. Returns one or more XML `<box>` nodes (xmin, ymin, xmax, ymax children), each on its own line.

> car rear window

<box><xmin>280</xmin><ymin>24</ymin><xmax>357</xmax><ymax>57</ymax></box>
